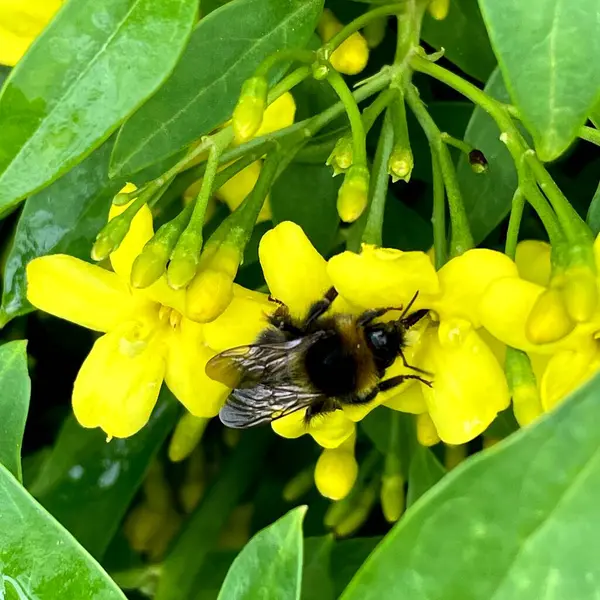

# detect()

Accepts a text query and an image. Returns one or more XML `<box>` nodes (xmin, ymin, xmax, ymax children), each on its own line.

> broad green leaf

<box><xmin>302</xmin><ymin>536</ymin><xmax>335</xmax><ymax>600</ymax></box>
<box><xmin>30</xmin><ymin>388</ymin><xmax>179</xmax><ymax>560</ymax></box>
<box><xmin>110</xmin><ymin>0</ymin><xmax>324</xmax><ymax>177</ymax></box>
<box><xmin>586</xmin><ymin>180</ymin><xmax>600</xmax><ymax>236</ymax></box>
<box><xmin>0</xmin><ymin>139</ymin><xmax>123</xmax><ymax>327</ymax></box>
<box><xmin>458</xmin><ymin>68</ymin><xmax>517</xmax><ymax>244</ymax></box>
<box><xmin>422</xmin><ymin>0</ymin><xmax>495</xmax><ymax>82</ymax></box>
<box><xmin>271</xmin><ymin>162</ymin><xmax>340</xmax><ymax>255</ymax></box>
<box><xmin>0</xmin><ymin>462</ymin><xmax>126</xmax><ymax>600</ymax></box>
<box><xmin>406</xmin><ymin>444</ymin><xmax>445</xmax><ymax>508</ymax></box>
<box><xmin>217</xmin><ymin>506</ymin><xmax>307</xmax><ymax>600</ymax></box>
<box><xmin>156</xmin><ymin>430</ymin><xmax>270</xmax><ymax>600</ymax></box>
<box><xmin>342</xmin><ymin>371</ymin><xmax>600</xmax><ymax>599</ymax></box>
<box><xmin>478</xmin><ymin>0</ymin><xmax>600</xmax><ymax>161</ymax></box>
<box><xmin>0</xmin><ymin>0</ymin><xmax>198</xmax><ymax>212</ymax></box>
<box><xmin>0</xmin><ymin>341</ymin><xmax>30</xmax><ymax>482</ymax></box>
<box><xmin>330</xmin><ymin>537</ymin><xmax>380</xmax><ymax>598</ymax></box>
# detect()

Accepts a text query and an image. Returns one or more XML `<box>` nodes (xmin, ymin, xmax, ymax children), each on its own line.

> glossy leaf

<box><xmin>342</xmin><ymin>371</ymin><xmax>600</xmax><ymax>599</ymax></box>
<box><xmin>0</xmin><ymin>0</ymin><xmax>198</xmax><ymax>212</ymax></box>
<box><xmin>422</xmin><ymin>0</ymin><xmax>495</xmax><ymax>82</ymax></box>
<box><xmin>586</xmin><ymin>180</ymin><xmax>600</xmax><ymax>236</ymax></box>
<box><xmin>0</xmin><ymin>139</ymin><xmax>123</xmax><ymax>327</ymax></box>
<box><xmin>302</xmin><ymin>536</ymin><xmax>335</xmax><ymax>600</ymax></box>
<box><xmin>457</xmin><ymin>69</ymin><xmax>517</xmax><ymax>244</ymax></box>
<box><xmin>110</xmin><ymin>0</ymin><xmax>324</xmax><ymax>177</ymax></box>
<box><xmin>478</xmin><ymin>0</ymin><xmax>600</xmax><ymax>161</ymax></box>
<box><xmin>0</xmin><ymin>463</ymin><xmax>126</xmax><ymax>599</ymax></box>
<box><xmin>217</xmin><ymin>506</ymin><xmax>307</xmax><ymax>600</ymax></box>
<box><xmin>0</xmin><ymin>340</ymin><xmax>30</xmax><ymax>482</ymax></box>
<box><xmin>406</xmin><ymin>444</ymin><xmax>445</xmax><ymax>508</ymax></box>
<box><xmin>330</xmin><ymin>537</ymin><xmax>380</xmax><ymax>598</ymax></box>
<box><xmin>271</xmin><ymin>162</ymin><xmax>340</xmax><ymax>255</ymax></box>
<box><xmin>29</xmin><ymin>388</ymin><xmax>179</xmax><ymax>560</ymax></box>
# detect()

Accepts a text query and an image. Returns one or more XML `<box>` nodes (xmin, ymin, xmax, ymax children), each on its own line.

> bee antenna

<box><xmin>399</xmin><ymin>291</ymin><xmax>419</xmax><ymax>320</ymax></box>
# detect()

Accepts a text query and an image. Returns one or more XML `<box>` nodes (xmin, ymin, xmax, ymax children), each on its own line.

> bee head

<box><xmin>364</xmin><ymin>322</ymin><xmax>403</xmax><ymax>370</ymax></box>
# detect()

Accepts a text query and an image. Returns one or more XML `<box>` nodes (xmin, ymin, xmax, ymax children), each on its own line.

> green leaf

<box><xmin>342</xmin><ymin>371</ymin><xmax>600</xmax><ymax>599</ymax></box>
<box><xmin>457</xmin><ymin>68</ymin><xmax>517</xmax><ymax>244</ymax></box>
<box><xmin>0</xmin><ymin>341</ymin><xmax>30</xmax><ymax>482</ymax></box>
<box><xmin>0</xmin><ymin>139</ymin><xmax>123</xmax><ymax>327</ymax></box>
<box><xmin>271</xmin><ymin>163</ymin><xmax>340</xmax><ymax>255</ymax></box>
<box><xmin>330</xmin><ymin>537</ymin><xmax>381</xmax><ymax>597</ymax></box>
<box><xmin>217</xmin><ymin>506</ymin><xmax>307</xmax><ymax>600</ymax></box>
<box><xmin>586</xmin><ymin>180</ymin><xmax>600</xmax><ymax>236</ymax></box>
<box><xmin>302</xmin><ymin>536</ymin><xmax>335</xmax><ymax>600</ymax></box>
<box><xmin>422</xmin><ymin>0</ymin><xmax>495</xmax><ymax>82</ymax></box>
<box><xmin>0</xmin><ymin>0</ymin><xmax>198</xmax><ymax>212</ymax></box>
<box><xmin>29</xmin><ymin>388</ymin><xmax>179</xmax><ymax>560</ymax></box>
<box><xmin>406</xmin><ymin>444</ymin><xmax>446</xmax><ymax>508</ymax></box>
<box><xmin>110</xmin><ymin>0</ymin><xmax>324</xmax><ymax>177</ymax></box>
<box><xmin>0</xmin><ymin>463</ymin><xmax>126</xmax><ymax>600</ymax></box>
<box><xmin>478</xmin><ymin>0</ymin><xmax>600</xmax><ymax>161</ymax></box>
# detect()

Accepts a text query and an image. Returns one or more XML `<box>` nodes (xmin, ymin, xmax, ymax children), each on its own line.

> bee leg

<box><xmin>303</xmin><ymin>287</ymin><xmax>339</xmax><ymax>329</ymax></box>
<box><xmin>397</xmin><ymin>348</ymin><xmax>432</xmax><ymax>376</ymax></box>
<box><xmin>303</xmin><ymin>398</ymin><xmax>339</xmax><ymax>425</ymax></box>
<box><xmin>378</xmin><ymin>374</ymin><xmax>433</xmax><ymax>391</ymax></box>
<box><xmin>357</xmin><ymin>306</ymin><xmax>404</xmax><ymax>326</ymax></box>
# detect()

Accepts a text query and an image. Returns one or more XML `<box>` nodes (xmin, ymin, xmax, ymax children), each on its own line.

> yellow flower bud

<box><xmin>326</xmin><ymin>136</ymin><xmax>354</xmax><ymax>176</ymax></box>
<box><xmin>337</xmin><ymin>165</ymin><xmax>369</xmax><ymax>223</ymax></box>
<box><xmin>428</xmin><ymin>0</ymin><xmax>450</xmax><ymax>20</ymax></box>
<box><xmin>131</xmin><ymin>244</ymin><xmax>170</xmax><ymax>289</ymax></box>
<box><xmin>318</xmin><ymin>9</ymin><xmax>369</xmax><ymax>76</ymax></box>
<box><xmin>180</xmin><ymin>481</ymin><xmax>205</xmax><ymax>514</ymax></box>
<box><xmin>232</xmin><ymin>76</ymin><xmax>268</xmax><ymax>143</ymax></box>
<box><xmin>363</xmin><ymin>17</ymin><xmax>387</xmax><ymax>49</ymax></box>
<box><xmin>333</xmin><ymin>484</ymin><xmax>377</xmax><ymax>537</ymax></box>
<box><xmin>388</xmin><ymin>146</ymin><xmax>413</xmax><ymax>183</ymax></box>
<box><xmin>167</xmin><ymin>254</ymin><xmax>198</xmax><ymax>290</ymax></box>
<box><xmin>512</xmin><ymin>382</ymin><xmax>543</xmax><ymax>427</ymax></box>
<box><xmin>168</xmin><ymin>412</ymin><xmax>210</xmax><ymax>462</ymax></box>
<box><xmin>282</xmin><ymin>467</ymin><xmax>314</xmax><ymax>502</ymax></box>
<box><xmin>380</xmin><ymin>474</ymin><xmax>405</xmax><ymax>523</ymax></box>
<box><xmin>124</xmin><ymin>504</ymin><xmax>163</xmax><ymax>553</ymax></box>
<box><xmin>560</xmin><ymin>267</ymin><xmax>598</xmax><ymax>323</ymax></box>
<box><xmin>526</xmin><ymin>288</ymin><xmax>575</xmax><ymax>344</ymax></box>
<box><xmin>314</xmin><ymin>447</ymin><xmax>358</xmax><ymax>501</ymax></box>
<box><xmin>416</xmin><ymin>412</ymin><xmax>440</xmax><ymax>446</ymax></box>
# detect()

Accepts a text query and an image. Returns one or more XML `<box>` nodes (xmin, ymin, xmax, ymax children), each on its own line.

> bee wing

<box><xmin>205</xmin><ymin>331</ymin><xmax>329</xmax><ymax>389</ymax></box>
<box><xmin>219</xmin><ymin>383</ymin><xmax>324</xmax><ymax>429</ymax></box>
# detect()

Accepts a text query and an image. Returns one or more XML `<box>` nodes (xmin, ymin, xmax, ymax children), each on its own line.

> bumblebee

<box><xmin>206</xmin><ymin>287</ymin><xmax>431</xmax><ymax>429</ymax></box>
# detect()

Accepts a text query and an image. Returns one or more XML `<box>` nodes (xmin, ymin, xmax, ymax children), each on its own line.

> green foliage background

<box><xmin>0</xmin><ymin>0</ymin><xmax>599</xmax><ymax>598</ymax></box>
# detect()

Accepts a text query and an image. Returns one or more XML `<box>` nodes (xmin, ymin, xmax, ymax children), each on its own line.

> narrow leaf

<box><xmin>302</xmin><ymin>536</ymin><xmax>335</xmax><ymax>600</ymax></box>
<box><xmin>0</xmin><ymin>341</ymin><xmax>30</xmax><ymax>482</ymax></box>
<box><xmin>458</xmin><ymin>68</ymin><xmax>517</xmax><ymax>244</ymax></box>
<box><xmin>29</xmin><ymin>388</ymin><xmax>179</xmax><ymax>560</ymax></box>
<box><xmin>586</xmin><ymin>180</ymin><xmax>600</xmax><ymax>236</ymax></box>
<box><xmin>0</xmin><ymin>462</ymin><xmax>126</xmax><ymax>599</ymax></box>
<box><xmin>0</xmin><ymin>0</ymin><xmax>198</xmax><ymax>211</ymax></box>
<box><xmin>217</xmin><ymin>506</ymin><xmax>307</xmax><ymax>600</ymax></box>
<box><xmin>342</xmin><ymin>371</ymin><xmax>600</xmax><ymax>599</ymax></box>
<box><xmin>478</xmin><ymin>0</ymin><xmax>600</xmax><ymax>161</ymax></box>
<box><xmin>110</xmin><ymin>0</ymin><xmax>324</xmax><ymax>177</ymax></box>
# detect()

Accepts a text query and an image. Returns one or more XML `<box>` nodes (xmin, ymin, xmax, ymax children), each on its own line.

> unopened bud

<box><xmin>428</xmin><ymin>0</ymin><xmax>450</xmax><ymax>20</ymax></box>
<box><xmin>388</xmin><ymin>145</ymin><xmax>413</xmax><ymax>182</ymax></box>
<box><xmin>333</xmin><ymin>483</ymin><xmax>377</xmax><ymax>537</ymax></box>
<box><xmin>112</xmin><ymin>191</ymin><xmax>132</xmax><ymax>206</ymax></box>
<box><xmin>167</xmin><ymin>254</ymin><xmax>199</xmax><ymax>290</ymax></box>
<box><xmin>311</xmin><ymin>60</ymin><xmax>330</xmax><ymax>81</ymax></box>
<box><xmin>91</xmin><ymin>217</ymin><xmax>130</xmax><ymax>261</ymax></box>
<box><xmin>314</xmin><ymin>447</ymin><xmax>358</xmax><ymax>501</ymax></box>
<box><xmin>380</xmin><ymin>474</ymin><xmax>405</xmax><ymax>523</ymax></box>
<box><xmin>283</xmin><ymin>467</ymin><xmax>314</xmax><ymax>502</ymax></box>
<box><xmin>168</xmin><ymin>413</ymin><xmax>210</xmax><ymax>463</ymax></box>
<box><xmin>505</xmin><ymin>346</ymin><xmax>542</xmax><ymax>427</ymax></box>
<box><xmin>232</xmin><ymin>76</ymin><xmax>268</xmax><ymax>143</ymax></box>
<box><xmin>416</xmin><ymin>412</ymin><xmax>440</xmax><ymax>446</ymax></box>
<box><xmin>560</xmin><ymin>267</ymin><xmax>598</xmax><ymax>323</ymax></box>
<box><xmin>326</xmin><ymin>136</ymin><xmax>353</xmax><ymax>176</ymax></box>
<box><xmin>363</xmin><ymin>17</ymin><xmax>387</xmax><ymax>49</ymax></box>
<box><xmin>337</xmin><ymin>165</ymin><xmax>369</xmax><ymax>223</ymax></box>
<box><xmin>131</xmin><ymin>244</ymin><xmax>170</xmax><ymax>289</ymax></box>
<box><xmin>526</xmin><ymin>288</ymin><xmax>575</xmax><ymax>344</ymax></box>
<box><xmin>468</xmin><ymin>149</ymin><xmax>488</xmax><ymax>174</ymax></box>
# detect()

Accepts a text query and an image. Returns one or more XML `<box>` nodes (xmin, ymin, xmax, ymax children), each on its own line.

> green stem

<box><xmin>410</xmin><ymin>54</ymin><xmax>588</xmax><ymax>243</ymax></box>
<box><xmin>504</xmin><ymin>188</ymin><xmax>525</xmax><ymax>260</ymax></box>
<box><xmin>362</xmin><ymin>88</ymin><xmax>396</xmax><ymax>132</ymax></box>
<box><xmin>405</xmin><ymin>84</ymin><xmax>473</xmax><ymax>256</ymax></box>
<box><xmin>431</xmin><ymin>151</ymin><xmax>447</xmax><ymax>268</ymax></box>
<box><xmin>255</xmin><ymin>49</ymin><xmax>316</xmax><ymax>78</ymax></box>
<box><xmin>326</xmin><ymin>69</ymin><xmax>367</xmax><ymax>165</ymax></box>
<box><xmin>440</xmin><ymin>132</ymin><xmax>473</xmax><ymax>155</ymax></box>
<box><xmin>579</xmin><ymin>125</ymin><xmax>600</xmax><ymax>146</ymax></box>
<box><xmin>394</xmin><ymin>0</ymin><xmax>427</xmax><ymax>63</ymax></box>
<box><xmin>267</xmin><ymin>65</ymin><xmax>311</xmax><ymax>104</ymax></box>
<box><xmin>322</xmin><ymin>4</ymin><xmax>407</xmax><ymax>58</ymax></box>
<box><xmin>362</xmin><ymin>111</ymin><xmax>395</xmax><ymax>246</ymax></box>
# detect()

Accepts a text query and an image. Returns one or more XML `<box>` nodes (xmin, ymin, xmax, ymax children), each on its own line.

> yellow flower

<box><xmin>0</xmin><ymin>0</ymin><xmax>63</xmax><ymax>66</ymax></box>
<box><xmin>314</xmin><ymin>433</ymin><xmax>358</xmax><ymax>500</ymax></box>
<box><xmin>317</xmin><ymin>9</ymin><xmax>369</xmax><ymax>76</ymax></box>
<box><xmin>257</xmin><ymin>222</ymin><xmax>512</xmax><ymax>446</ymax></box>
<box><xmin>26</xmin><ymin>186</ymin><xmax>270</xmax><ymax>438</ymax></box>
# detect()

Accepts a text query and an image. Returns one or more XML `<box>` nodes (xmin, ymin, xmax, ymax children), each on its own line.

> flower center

<box><xmin>158</xmin><ymin>305</ymin><xmax>183</xmax><ymax>330</ymax></box>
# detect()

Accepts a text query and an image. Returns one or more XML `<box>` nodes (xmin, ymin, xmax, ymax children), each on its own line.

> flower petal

<box><xmin>515</xmin><ymin>240</ymin><xmax>552</xmax><ymax>286</ymax></box>
<box><xmin>327</xmin><ymin>245</ymin><xmax>440</xmax><ymax>310</ymax></box>
<box><xmin>27</xmin><ymin>255</ymin><xmax>149</xmax><ymax>332</ymax></box>
<box><xmin>109</xmin><ymin>192</ymin><xmax>154</xmax><ymax>282</ymax></box>
<box><xmin>480</xmin><ymin>277</ymin><xmax>595</xmax><ymax>354</ymax></box>
<box><xmin>259</xmin><ymin>222</ymin><xmax>331</xmax><ymax>319</ymax></box>
<box><xmin>384</xmin><ymin>381</ymin><xmax>427</xmax><ymax>414</ymax></box>
<box><xmin>73</xmin><ymin>319</ymin><xmax>166</xmax><ymax>438</ymax></box>
<box><xmin>202</xmin><ymin>285</ymin><xmax>273</xmax><ymax>352</ymax></box>
<box><xmin>256</xmin><ymin>92</ymin><xmax>296</xmax><ymax>136</ymax></box>
<box><xmin>272</xmin><ymin>409</ymin><xmax>355</xmax><ymax>449</ymax></box>
<box><xmin>165</xmin><ymin>319</ymin><xmax>230</xmax><ymax>417</ymax></box>
<box><xmin>420</xmin><ymin>320</ymin><xmax>510</xmax><ymax>445</ymax></box>
<box><xmin>433</xmin><ymin>249</ymin><xmax>518</xmax><ymax>326</ymax></box>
